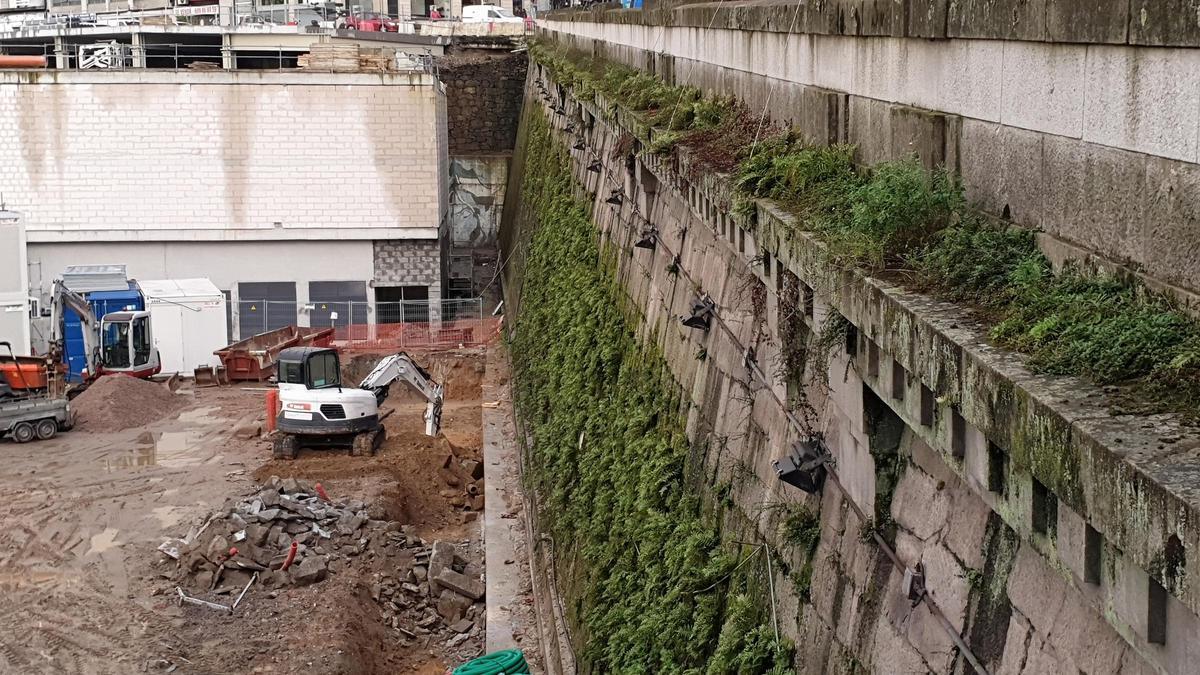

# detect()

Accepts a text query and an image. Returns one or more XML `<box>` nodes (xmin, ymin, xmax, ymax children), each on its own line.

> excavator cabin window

<box><xmin>305</xmin><ymin>351</ymin><xmax>341</xmax><ymax>389</ymax></box>
<box><xmin>132</xmin><ymin>316</ymin><xmax>152</xmax><ymax>367</ymax></box>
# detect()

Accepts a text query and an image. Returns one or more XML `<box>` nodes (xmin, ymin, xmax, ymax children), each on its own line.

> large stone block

<box><xmin>906</xmin><ymin>0</ymin><xmax>949</xmax><ymax>37</ymax></box>
<box><xmin>1083</xmin><ymin>45</ymin><xmax>1200</xmax><ymax>163</ymax></box>
<box><xmin>1045</xmin><ymin>0</ymin><xmax>1130</xmax><ymax>42</ymax></box>
<box><xmin>890</xmin><ymin>466</ymin><xmax>950</xmax><ymax>541</ymax></box>
<box><xmin>948</xmin><ymin>0</ymin><xmax>1046</xmax><ymax>40</ymax></box>
<box><xmin>1144</xmin><ymin>156</ymin><xmax>1200</xmax><ymax>292</ymax></box>
<box><xmin>1129</xmin><ymin>0</ymin><xmax>1200</xmax><ymax>45</ymax></box>
<box><xmin>1000</xmin><ymin>42</ymin><xmax>1086</xmax><ymax>139</ymax></box>
<box><xmin>960</xmin><ymin>120</ymin><xmax>1044</xmax><ymax>225</ymax></box>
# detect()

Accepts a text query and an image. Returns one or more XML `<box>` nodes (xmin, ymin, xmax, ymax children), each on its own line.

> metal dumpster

<box><xmin>214</xmin><ymin>326</ymin><xmax>335</xmax><ymax>381</ymax></box>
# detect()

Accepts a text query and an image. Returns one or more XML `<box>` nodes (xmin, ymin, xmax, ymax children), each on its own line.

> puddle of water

<box><xmin>86</xmin><ymin>527</ymin><xmax>120</xmax><ymax>556</ymax></box>
<box><xmin>103</xmin><ymin>431</ymin><xmax>205</xmax><ymax>472</ymax></box>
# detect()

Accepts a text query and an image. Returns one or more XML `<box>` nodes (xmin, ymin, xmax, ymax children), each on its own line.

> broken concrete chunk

<box><xmin>281</xmin><ymin>478</ymin><xmax>302</xmax><ymax>494</ymax></box>
<box><xmin>290</xmin><ymin>556</ymin><xmax>328</xmax><ymax>586</ymax></box>
<box><xmin>264</xmin><ymin>475</ymin><xmax>282</xmax><ymax>490</ymax></box>
<box><xmin>413</xmin><ymin>566</ymin><xmax>428</xmax><ymax>582</ymax></box>
<box><xmin>206</xmin><ymin>535</ymin><xmax>230</xmax><ymax>561</ymax></box>
<box><xmin>416</xmin><ymin>613</ymin><xmax>440</xmax><ymax>628</ymax></box>
<box><xmin>255</xmin><ymin>508</ymin><xmax>282</xmax><ymax>522</ymax></box>
<box><xmin>436</xmin><ymin>589</ymin><xmax>472</xmax><ymax>622</ymax></box>
<box><xmin>401</xmin><ymin>582</ymin><xmax>420</xmax><ymax>594</ymax></box>
<box><xmin>429</xmin><ymin>541</ymin><xmax>457</xmax><ymax>583</ymax></box>
<box><xmin>461</xmin><ymin>459</ymin><xmax>484</xmax><ymax>481</ymax></box>
<box><xmin>449</xmin><ymin>619</ymin><xmax>474</xmax><ymax>634</ymax></box>
<box><xmin>234</xmin><ymin>423</ymin><xmax>262</xmax><ymax>440</ymax></box>
<box><xmin>446</xmin><ymin>632</ymin><xmax>470</xmax><ymax>648</ymax></box>
<box><xmin>434</xmin><ymin>569</ymin><xmax>484</xmax><ymax>601</ymax></box>
<box><xmin>244</xmin><ymin>524</ymin><xmax>270</xmax><ymax>547</ymax></box>
<box><xmin>258</xmin><ymin>489</ymin><xmax>281</xmax><ymax>508</ymax></box>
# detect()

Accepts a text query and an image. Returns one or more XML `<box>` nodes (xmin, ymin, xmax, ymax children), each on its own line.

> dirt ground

<box><xmin>0</xmin><ymin>349</ymin><xmax>495</xmax><ymax>674</ymax></box>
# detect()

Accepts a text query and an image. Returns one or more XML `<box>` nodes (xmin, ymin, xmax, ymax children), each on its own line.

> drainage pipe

<box><xmin>0</xmin><ymin>55</ymin><xmax>47</xmax><ymax>68</ymax></box>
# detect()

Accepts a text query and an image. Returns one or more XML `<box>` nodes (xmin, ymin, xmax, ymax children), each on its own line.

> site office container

<box><xmin>139</xmin><ymin>279</ymin><xmax>228</xmax><ymax>376</ymax></box>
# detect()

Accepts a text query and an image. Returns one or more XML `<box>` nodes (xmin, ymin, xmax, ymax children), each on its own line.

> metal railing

<box><xmin>236</xmin><ymin>297</ymin><xmax>499</xmax><ymax>350</ymax></box>
<box><xmin>0</xmin><ymin>40</ymin><xmax>444</xmax><ymax>72</ymax></box>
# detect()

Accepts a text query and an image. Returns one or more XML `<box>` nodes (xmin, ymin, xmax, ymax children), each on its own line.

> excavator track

<box><xmin>350</xmin><ymin>426</ymin><xmax>385</xmax><ymax>457</ymax></box>
<box><xmin>272</xmin><ymin>433</ymin><xmax>299</xmax><ymax>460</ymax></box>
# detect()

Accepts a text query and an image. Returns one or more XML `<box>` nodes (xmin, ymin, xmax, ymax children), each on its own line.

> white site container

<box><xmin>139</xmin><ymin>278</ymin><xmax>227</xmax><ymax>375</ymax></box>
<box><xmin>0</xmin><ymin>211</ymin><xmax>31</xmax><ymax>356</ymax></box>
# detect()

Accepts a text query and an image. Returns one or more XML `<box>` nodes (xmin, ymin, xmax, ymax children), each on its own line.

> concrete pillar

<box><xmin>130</xmin><ymin>32</ymin><xmax>146</xmax><ymax>68</ymax></box>
<box><xmin>53</xmin><ymin>36</ymin><xmax>67</xmax><ymax>69</ymax></box>
<box><xmin>296</xmin><ymin>282</ymin><xmax>311</xmax><ymax>328</ymax></box>
<box><xmin>221</xmin><ymin>34</ymin><xmax>234</xmax><ymax>70</ymax></box>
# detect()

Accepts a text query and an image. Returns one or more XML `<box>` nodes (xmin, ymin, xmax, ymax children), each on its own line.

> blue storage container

<box><xmin>63</xmin><ymin>285</ymin><xmax>143</xmax><ymax>382</ymax></box>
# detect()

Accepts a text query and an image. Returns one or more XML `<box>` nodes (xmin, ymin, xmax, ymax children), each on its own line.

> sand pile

<box><xmin>72</xmin><ymin>376</ymin><xmax>185</xmax><ymax>432</ymax></box>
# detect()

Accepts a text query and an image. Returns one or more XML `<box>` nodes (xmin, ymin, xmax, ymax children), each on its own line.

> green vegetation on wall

<box><xmin>530</xmin><ymin>41</ymin><xmax>1200</xmax><ymax>422</ymax></box>
<box><xmin>510</xmin><ymin>105</ymin><xmax>793</xmax><ymax>674</ymax></box>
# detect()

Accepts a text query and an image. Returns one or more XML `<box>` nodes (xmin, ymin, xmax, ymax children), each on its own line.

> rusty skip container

<box><xmin>213</xmin><ymin>326</ymin><xmax>335</xmax><ymax>381</ymax></box>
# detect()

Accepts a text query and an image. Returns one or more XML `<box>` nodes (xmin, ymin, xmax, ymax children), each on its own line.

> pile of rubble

<box><xmin>439</xmin><ymin>453</ymin><xmax>486</xmax><ymax>519</ymax></box>
<box><xmin>159</xmin><ymin>477</ymin><xmax>487</xmax><ymax>649</ymax></box>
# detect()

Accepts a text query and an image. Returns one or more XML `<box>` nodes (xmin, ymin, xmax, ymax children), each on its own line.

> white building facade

<box><xmin>0</xmin><ymin>68</ymin><xmax>449</xmax><ymax>341</ymax></box>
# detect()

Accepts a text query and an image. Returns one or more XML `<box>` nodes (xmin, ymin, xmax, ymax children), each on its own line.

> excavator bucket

<box><xmin>193</xmin><ymin>365</ymin><xmax>225</xmax><ymax>388</ymax></box>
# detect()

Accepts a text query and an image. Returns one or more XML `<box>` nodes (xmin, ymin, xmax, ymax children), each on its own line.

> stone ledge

<box><xmin>537</xmin><ymin>64</ymin><xmax>1200</xmax><ymax>623</ymax></box>
<box><xmin>545</xmin><ymin>0</ymin><xmax>1200</xmax><ymax>47</ymax></box>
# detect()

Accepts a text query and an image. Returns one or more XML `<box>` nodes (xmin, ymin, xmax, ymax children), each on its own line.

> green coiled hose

<box><xmin>453</xmin><ymin>649</ymin><xmax>530</xmax><ymax>675</ymax></box>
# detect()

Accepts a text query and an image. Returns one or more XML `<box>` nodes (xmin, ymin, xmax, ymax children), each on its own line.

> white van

<box><xmin>461</xmin><ymin>4</ymin><xmax>523</xmax><ymax>22</ymax></box>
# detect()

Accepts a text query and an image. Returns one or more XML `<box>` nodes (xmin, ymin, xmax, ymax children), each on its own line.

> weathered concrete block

<box><xmin>888</xmin><ymin>104</ymin><xmax>950</xmax><ymax>168</ymax></box>
<box><xmin>846</xmin><ymin>96</ymin><xmax>893</xmax><ymax>167</ymax></box>
<box><xmin>1046</xmin><ymin>0</ymin><xmax>1130</xmax><ymax>42</ymax></box>
<box><xmin>1000</xmin><ymin>42</ymin><xmax>1086</xmax><ymax>139</ymax></box>
<box><xmin>1144</xmin><ymin>156</ymin><xmax>1200</xmax><ymax>292</ymax></box>
<box><xmin>906</xmin><ymin>0</ymin><xmax>949</xmax><ymax>37</ymax></box>
<box><xmin>435</xmin><ymin>568</ymin><xmax>485</xmax><ymax>600</ymax></box>
<box><xmin>891</xmin><ymin>466</ymin><xmax>950</xmax><ymax>541</ymax></box>
<box><xmin>960</xmin><ymin>119</ymin><xmax>1045</xmax><ymax>227</ymax></box>
<box><xmin>1129</xmin><ymin>0</ymin><xmax>1200</xmax><ymax>45</ymax></box>
<box><xmin>1083</xmin><ymin>46</ymin><xmax>1200</xmax><ymax>163</ymax></box>
<box><xmin>947</xmin><ymin>0</ymin><xmax>1046</xmax><ymax>39</ymax></box>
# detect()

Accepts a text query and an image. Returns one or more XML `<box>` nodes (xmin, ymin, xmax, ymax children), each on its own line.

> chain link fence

<box><xmin>236</xmin><ymin>297</ymin><xmax>497</xmax><ymax>350</ymax></box>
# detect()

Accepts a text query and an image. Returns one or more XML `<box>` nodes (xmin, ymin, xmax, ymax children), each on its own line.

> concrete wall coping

<box><xmin>545</xmin><ymin>0</ymin><xmax>1200</xmax><ymax>48</ymax></box>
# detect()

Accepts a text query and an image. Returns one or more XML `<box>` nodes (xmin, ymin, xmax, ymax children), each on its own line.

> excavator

<box><xmin>1</xmin><ymin>281</ymin><xmax>162</xmax><ymax>442</ymax></box>
<box><xmin>272</xmin><ymin>347</ymin><xmax>443</xmax><ymax>460</ymax></box>
<box><xmin>49</xmin><ymin>279</ymin><xmax>161</xmax><ymax>389</ymax></box>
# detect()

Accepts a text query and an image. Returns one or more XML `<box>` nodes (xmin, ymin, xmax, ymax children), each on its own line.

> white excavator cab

<box><xmin>96</xmin><ymin>311</ymin><xmax>160</xmax><ymax>378</ymax></box>
<box><xmin>272</xmin><ymin>347</ymin><xmax>443</xmax><ymax>460</ymax></box>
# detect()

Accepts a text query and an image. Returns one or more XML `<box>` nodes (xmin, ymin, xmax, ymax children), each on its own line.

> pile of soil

<box><xmin>342</xmin><ymin>351</ymin><xmax>485</xmax><ymax>402</ymax></box>
<box><xmin>72</xmin><ymin>376</ymin><xmax>186</xmax><ymax>432</ymax></box>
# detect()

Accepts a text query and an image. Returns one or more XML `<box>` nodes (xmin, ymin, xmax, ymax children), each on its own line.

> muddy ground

<box><xmin>0</xmin><ymin>349</ymin><xmax>496</xmax><ymax>674</ymax></box>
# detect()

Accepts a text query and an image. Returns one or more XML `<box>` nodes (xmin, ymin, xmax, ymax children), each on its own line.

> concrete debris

<box><xmin>435</xmin><ymin>568</ymin><xmax>485</xmax><ymax>601</ymax></box>
<box><xmin>461</xmin><ymin>459</ymin><xmax>484</xmax><ymax>480</ymax></box>
<box><xmin>162</xmin><ymin>480</ymin><xmax>485</xmax><ymax>642</ymax></box>
<box><xmin>290</xmin><ymin>556</ymin><xmax>328</xmax><ymax>586</ymax></box>
<box><xmin>436</xmin><ymin>588</ymin><xmax>472</xmax><ymax>622</ymax></box>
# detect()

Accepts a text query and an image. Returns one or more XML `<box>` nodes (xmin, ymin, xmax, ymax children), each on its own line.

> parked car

<box><xmin>461</xmin><ymin>4</ymin><xmax>523</xmax><ymax>22</ymax></box>
<box><xmin>342</xmin><ymin>11</ymin><xmax>398</xmax><ymax>31</ymax></box>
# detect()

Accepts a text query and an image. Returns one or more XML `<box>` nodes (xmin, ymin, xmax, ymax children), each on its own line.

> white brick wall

<box><xmin>0</xmin><ymin>70</ymin><xmax>448</xmax><ymax>243</ymax></box>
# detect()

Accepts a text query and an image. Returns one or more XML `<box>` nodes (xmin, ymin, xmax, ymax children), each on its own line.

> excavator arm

<box><xmin>358</xmin><ymin>352</ymin><xmax>444</xmax><ymax>436</ymax></box>
<box><xmin>49</xmin><ymin>279</ymin><xmax>100</xmax><ymax>380</ymax></box>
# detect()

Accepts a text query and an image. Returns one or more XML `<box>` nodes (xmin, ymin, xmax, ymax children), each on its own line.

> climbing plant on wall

<box><xmin>509</xmin><ymin>106</ymin><xmax>794</xmax><ymax>674</ymax></box>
